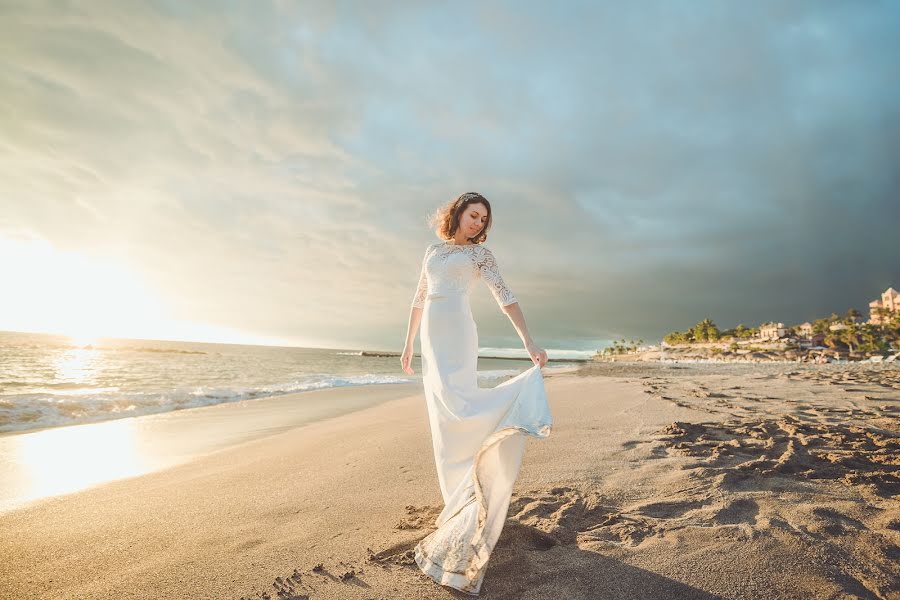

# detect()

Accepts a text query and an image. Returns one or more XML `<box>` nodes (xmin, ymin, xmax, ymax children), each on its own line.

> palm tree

<box><xmin>842</xmin><ymin>324</ymin><xmax>859</xmax><ymax>353</ymax></box>
<box><xmin>813</xmin><ymin>318</ymin><xmax>830</xmax><ymax>335</ymax></box>
<box><xmin>694</xmin><ymin>318</ymin><xmax>717</xmax><ymax>342</ymax></box>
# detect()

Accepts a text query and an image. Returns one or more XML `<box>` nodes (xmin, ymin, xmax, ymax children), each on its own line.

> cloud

<box><xmin>1</xmin><ymin>0</ymin><xmax>898</xmax><ymax>349</ymax></box>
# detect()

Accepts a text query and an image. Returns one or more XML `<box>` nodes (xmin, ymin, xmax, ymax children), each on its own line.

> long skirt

<box><xmin>414</xmin><ymin>293</ymin><xmax>553</xmax><ymax>595</ymax></box>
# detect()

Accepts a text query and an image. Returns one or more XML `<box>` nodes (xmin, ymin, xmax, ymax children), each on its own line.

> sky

<box><xmin>1</xmin><ymin>1</ymin><xmax>898</xmax><ymax>352</ymax></box>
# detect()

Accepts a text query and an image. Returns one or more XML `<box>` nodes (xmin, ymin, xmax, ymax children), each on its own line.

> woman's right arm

<box><xmin>402</xmin><ymin>245</ymin><xmax>431</xmax><ymax>374</ymax></box>
<box><xmin>401</xmin><ymin>307</ymin><xmax>423</xmax><ymax>374</ymax></box>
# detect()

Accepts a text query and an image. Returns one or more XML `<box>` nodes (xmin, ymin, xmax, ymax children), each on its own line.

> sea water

<box><xmin>0</xmin><ymin>331</ymin><xmax>578</xmax><ymax>435</ymax></box>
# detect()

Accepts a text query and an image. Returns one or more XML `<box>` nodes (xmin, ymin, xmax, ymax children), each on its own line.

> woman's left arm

<box><xmin>476</xmin><ymin>246</ymin><xmax>547</xmax><ymax>367</ymax></box>
<box><xmin>502</xmin><ymin>302</ymin><xmax>548</xmax><ymax>367</ymax></box>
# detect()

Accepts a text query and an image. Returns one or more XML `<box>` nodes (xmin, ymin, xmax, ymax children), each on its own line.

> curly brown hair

<box><xmin>428</xmin><ymin>192</ymin><xmax>492</xmax><ymax>244</ymax></box>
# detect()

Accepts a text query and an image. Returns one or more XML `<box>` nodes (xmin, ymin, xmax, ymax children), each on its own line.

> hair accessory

<box><xmin>456</xmin><ymin>192</ymin><xmax>480</xmax><ymax>209</ymax></box>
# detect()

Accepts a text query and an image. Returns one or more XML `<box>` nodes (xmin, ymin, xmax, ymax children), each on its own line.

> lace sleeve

<box><xmin>475</xmin><ymin>246</ymin><xmax>518</xmax><ymax>308</ymax></box>
<box><xmin>411</xmin><ymin>244</ymin><xmax>432</xmax><ymax>309</ymax></box>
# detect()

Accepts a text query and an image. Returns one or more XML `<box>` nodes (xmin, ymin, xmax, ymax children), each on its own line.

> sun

<box><xmin>0</xmin><ymin>233</ymin><xmax>298</xmax><ymax>346</ymax></box>
<box><xmin>0</xmin><ymin>234</ymin><xmax>166</xmax><ymax>341</ymax></box>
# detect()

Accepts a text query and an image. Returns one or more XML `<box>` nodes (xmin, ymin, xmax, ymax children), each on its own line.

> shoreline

<box><xmin>0</xmin><ymin>380</ymin><xmax>423</xmax><ymax>441</ymax></box>
<box><xmin>0</xmin><ymin>365</ymin><xmax>582</xmax><ymax>516</ymax></box>
<box><xmin>0</xmin><ymin>381</ymin><xmax>420</xmax><ymax>515</ymax></box>
<box><xmin>0</xmin><ymin>362</ymin><xmax>580</xmax><ymax>439</ymax></box>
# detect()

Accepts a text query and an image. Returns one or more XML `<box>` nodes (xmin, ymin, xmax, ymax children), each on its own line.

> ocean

<box><xmin>0</xmin><ymin>331</ymin><xmax>582</xmax><ymax>435</ymax></box>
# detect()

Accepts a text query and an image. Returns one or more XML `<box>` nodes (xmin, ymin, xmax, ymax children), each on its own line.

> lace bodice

<box><xmin>411</xmin><ymin>242</ymin><xmax>518</xmax><ymax>309</ymax></box>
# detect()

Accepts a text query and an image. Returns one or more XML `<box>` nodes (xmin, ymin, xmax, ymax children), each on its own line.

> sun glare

<box><xmin>0</xmin><ymin>234</ymin><xmax>166</xmax><ymax>340</ymax></box>
<box><xmin>0</xmin><ymin>234</ymin><xmax>301</xmax><ymax>347</ymax></box>
<box><xmin>12</xmin><ymin>418</ymin><xmax>147</xmax><ymax>504</ymax></box>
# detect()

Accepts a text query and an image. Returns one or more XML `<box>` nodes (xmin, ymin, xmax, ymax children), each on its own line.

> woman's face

<box><xmin>459</xmin><ymin>202</ymin><xmax>488</xmax><ymax>239</ymax></box>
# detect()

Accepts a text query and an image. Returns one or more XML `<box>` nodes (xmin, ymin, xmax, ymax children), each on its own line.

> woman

<box><xmin>400</xmin><ymin>192</ymin><xmax>553</xmax><ymax>595</ymax></box>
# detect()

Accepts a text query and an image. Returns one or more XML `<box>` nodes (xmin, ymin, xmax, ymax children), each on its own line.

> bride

<box><xmin>400</xmin><ymin>192</ymin><xmax>553</xmax><ymax>595</ymax></box>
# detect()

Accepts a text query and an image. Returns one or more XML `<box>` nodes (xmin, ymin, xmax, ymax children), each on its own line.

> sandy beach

<box><xmin>1</xmin><ymin>363</ymin><xmax>898</xmax><ymax>599</ymax></box>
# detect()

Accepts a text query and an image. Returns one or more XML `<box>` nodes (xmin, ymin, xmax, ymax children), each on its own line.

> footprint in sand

<box><xmin>577</xmin><ymin>511</ymin><xmax>659</xmax><ymax>546</ymax></box>
<box><xmin>809</xmin><ymin>506</ymin><xmax>867</xmax><ymax>537</ymax></box>
<box><xmin>654</xmin><ymin>416</ymin><xmax>900</xmax><ymax>500</ymax></box>
<box><xmin>243</xmin><ymin>560</ymin><xmax>366</xmax><ymax>600</ymax></box>
<box><xmin>712</xmin><ymin>497</ymin><xmax>760</xmax><ymax>526</ymax></box>
<box><xmin>250</xmin><ymin>505</ymin><xmax>445</xmax><ymax>599</ymax></box>
<box><xmin>393</xmin><ymin>504</ymin><xmax>441</xmax><ymax>531</ymax></box>
<box><xmin>632</xmin><ymin>498</ymin><xmax>705</xmax><ymax>519</ymax></box>
<box><xmin>507</xmin><ymin>487</ymin><xmax>714</xmax><ymax>549</ymax></box>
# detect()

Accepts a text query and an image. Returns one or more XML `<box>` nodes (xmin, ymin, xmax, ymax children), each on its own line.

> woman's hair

<box><xmin>428</xmin><ymin>192</ymin><xmax>492</xmax><ymax>244</ymax></box>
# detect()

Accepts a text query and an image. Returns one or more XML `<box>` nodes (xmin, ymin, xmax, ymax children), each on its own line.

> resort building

<box><xmin>869</xmin><ymin>287</ymin><xmax>900</xmax><ymax>325</ymax></box>
<box><xmin>759</xmin><ymin>322</ymin><xmax>787</xmax><ymax>340</ymax></box>
<box><xmin>798</xmin><ymin>322</ymin><xmax>813</xmax><ymax>338</ymax></box>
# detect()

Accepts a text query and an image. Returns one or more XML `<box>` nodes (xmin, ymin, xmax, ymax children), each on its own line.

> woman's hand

<box><xmin>401</xmin><ymin>344</ymin><xmax>415</xmax><ymax>375</ymax></box>
<box><xmin>526</xmin><ymin>342</ymin><xmax>548</xmax><ymax>368</ymax></box>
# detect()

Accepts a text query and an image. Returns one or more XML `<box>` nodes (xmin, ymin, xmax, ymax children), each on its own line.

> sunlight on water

<box><xmin>11</xmin><ymin>419</ymin><xmax>148</xmax><ymax>504</ymax></box>
<box><xmin>53</xmin><ymin>346</ymin><xmax>102</xmax><ymax>386</ymax></box>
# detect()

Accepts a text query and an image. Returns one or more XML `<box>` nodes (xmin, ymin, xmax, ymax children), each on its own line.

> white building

<box><xmin>798</xmin><ymin>322</ymin><xmax>813</xmax><ymax>338</ymax></box>
<box><xmin>759</xmin><ymin>322</ymin><xmax>787</xmax><ymax>340</ymax></box>
<box><xmin>869</xmin><ymin>287</ymin><xmax>900</xmax><ymax>325</ymax></box>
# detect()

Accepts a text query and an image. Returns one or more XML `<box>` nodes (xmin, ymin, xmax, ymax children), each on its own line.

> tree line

<box><xmin>663</xmin><ymin>308</ymin><xmax>900</xmax><ymax>354</ymax></box>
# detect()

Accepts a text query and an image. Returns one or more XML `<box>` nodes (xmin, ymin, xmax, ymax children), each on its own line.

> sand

<box><xmin>0</xmin><ymin>363</ymin><xmax>898</xmax><ymax>599</ymax></box>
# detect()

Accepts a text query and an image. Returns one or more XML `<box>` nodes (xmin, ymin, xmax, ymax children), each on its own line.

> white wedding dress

<box><xmin>410</xmin><ymin>240</ymin><xmax>553</xmax><ymax>595</ymax></box>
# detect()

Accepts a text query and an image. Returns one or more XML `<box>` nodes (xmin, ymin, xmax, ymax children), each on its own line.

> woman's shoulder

<box><xmin>469</xmin><ymin>244</ymin><xmax>497</xmax><ymax>266</ymax></box>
